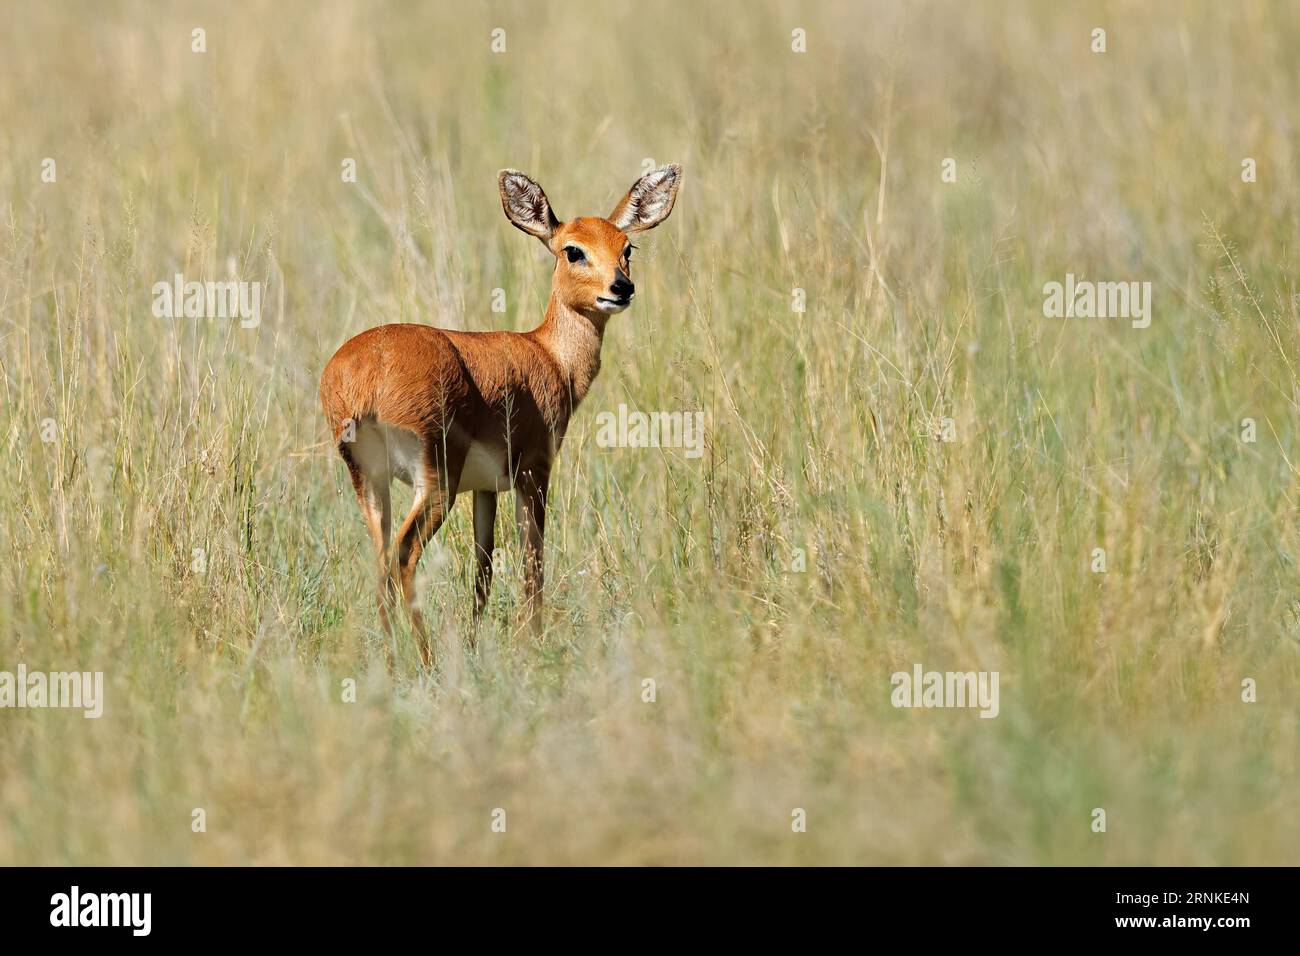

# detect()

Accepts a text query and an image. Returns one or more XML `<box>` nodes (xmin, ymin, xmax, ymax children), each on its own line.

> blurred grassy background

<box><xmin>0</xmin><ymin>0</ymin><xmax>1297</xmax><ymax>864</ymax></box>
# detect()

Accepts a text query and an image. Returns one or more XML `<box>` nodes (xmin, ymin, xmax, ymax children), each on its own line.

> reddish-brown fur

<box><xmin>319</xmin><ymin>166</ymin><xmax>681</xmax><ymax>663</ymax></box>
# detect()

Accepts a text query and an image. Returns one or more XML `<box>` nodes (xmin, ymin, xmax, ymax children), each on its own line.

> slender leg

<box><xmin>514</xmin><ymin>467</ymin><xmax>548</xmax><ymax>636</ymax></box>
<box><xmin>340</xmin><ymin>444</ymin><xmax>394</xmax><ymax>631</ymax></box>
<box><xmin>473</xmin><ymin>490</ymin><xmax>498</xmax><ymax>624</ymax></box>
<box><xmin>391</xmin><ymin>464</ymin><xmax>454</xmax><ymax>666</ymax></box>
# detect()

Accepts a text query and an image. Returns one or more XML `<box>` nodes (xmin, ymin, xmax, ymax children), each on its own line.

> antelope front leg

<box><xmin>514</xmin><ymin>470</ymin><xmax>548</xmax><ymax>636</ymax></box>
<box><xmin>472</xmin><ymin>490</ymin><xmax>497</xmax><ymax>627</ymax></box>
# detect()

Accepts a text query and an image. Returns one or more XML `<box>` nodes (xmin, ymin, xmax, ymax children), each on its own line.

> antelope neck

<box><xmin>531</xmin><ymin>290</ymin><xmax>609</xmax><ymax>408</ymax></box>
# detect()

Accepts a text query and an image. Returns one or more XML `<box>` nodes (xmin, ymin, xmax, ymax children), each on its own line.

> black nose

<box><xmin>610</xmin><ymin>274</ymin><xmax>634</xmax><ymax>300</ymax></box>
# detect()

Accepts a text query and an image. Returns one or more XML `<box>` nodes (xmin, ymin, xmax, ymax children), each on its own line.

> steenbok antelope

<box><xmin>320</xmin><ymin>165</ymin><xmax>682</xmax><ymax>662</ymax></box>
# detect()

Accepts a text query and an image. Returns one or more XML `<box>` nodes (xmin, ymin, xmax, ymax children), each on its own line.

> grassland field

<box><xmin>0</xmin><ymin>0</ymin><xmax>1297</xmax><ymax>865</ymax></box>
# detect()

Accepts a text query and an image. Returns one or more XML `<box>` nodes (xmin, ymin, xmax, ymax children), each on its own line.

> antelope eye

<box><xmin>564</xmin><ymin>245</ymin><xmax>585</xmax><ymax>264</ymax></box>
<box><xmin>624</xmin><ymin>245</ymin><xmax>633</xmax><ymax>262</ymax></box>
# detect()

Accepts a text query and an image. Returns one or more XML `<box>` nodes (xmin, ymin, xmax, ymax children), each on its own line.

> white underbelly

<box><xmin>458</xmin><ymin>440</ymin><xmax>512</xmax><ymax>492</ymax></box>
<box><xmin>351</xmin><ymin>422</ymin><xmax>510</xmax><ymax>494</ymax></box>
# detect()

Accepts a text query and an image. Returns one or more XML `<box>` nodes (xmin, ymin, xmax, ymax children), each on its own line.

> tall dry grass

<box><xmin>0</xmin><ymin>0</ymin><xmax>1297</xmax><ymax>864</ymax></box>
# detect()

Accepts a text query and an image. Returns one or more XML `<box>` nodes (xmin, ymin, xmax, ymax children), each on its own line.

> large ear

<box><xmin>498</xmin><ymin>169</ymin><xmax>560</xmax><ymax>243</ymax></box>
<box><xmin>608</xmin><ymin>164</ymin><xmax>682</xmax><ymax>234</ymax></box>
